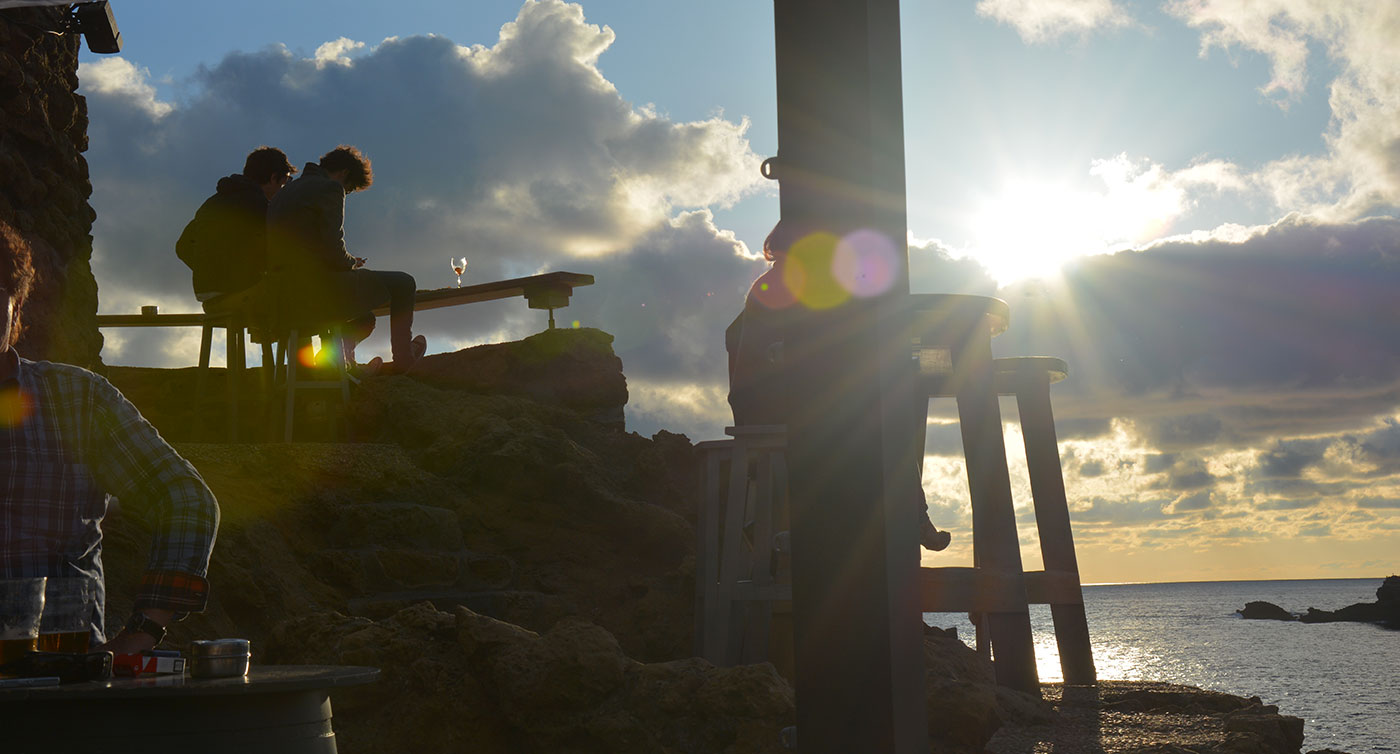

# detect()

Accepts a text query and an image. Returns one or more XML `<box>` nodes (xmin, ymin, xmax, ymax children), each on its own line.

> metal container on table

<box><xmin>188</xmin><ymin>638</ymin><xmax>250</xmax><ymax>678</ymax></box>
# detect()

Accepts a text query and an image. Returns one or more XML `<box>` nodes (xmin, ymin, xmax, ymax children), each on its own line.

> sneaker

<box><xmin>921</xmin><ymin>523</ymin><xmax>951</xmax><ymax>552</ymax></box>
<box><xmin>359</xmin><ymin>356</ymin><xmax>386</xmax><ymax>378</ymax></box>
<box><xmin>388</xmin><ymin>334</ymin><xmax>427</xmax><ymax>374</ymax></box>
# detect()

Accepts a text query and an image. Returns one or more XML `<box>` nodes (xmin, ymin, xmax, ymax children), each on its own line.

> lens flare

<box><xmin>297</xmin><ymin>343</ymin><xmax>317</xmax><ymax>369</ymax></box>
<box><xmin>0</xmin><ymin>386</ymin><xmax>33</xmax><ymax>427</ymax></box>
<box><xmin>783</xmin><ymin>231</ymin><xmax>849</xmax><ymax>310</ymax></box>
<box><xmin>834</xmin><ymin>229</ymin><xmax>898</xmax><ymax>297</ymax></box>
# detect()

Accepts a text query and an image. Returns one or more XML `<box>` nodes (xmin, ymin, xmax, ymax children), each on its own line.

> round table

<box><xmin>0</xmin><ymin>664</ymin><xmax>378</xmax><ymax>753</ymax></box>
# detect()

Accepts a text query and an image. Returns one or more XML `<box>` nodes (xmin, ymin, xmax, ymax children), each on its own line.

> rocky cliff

<box><xmin>0</xmin><ymin>7</ymin><xmax>101</xmax><ymax>366</ymax></box>
<box><xmin>92</xmin><ymin>329</ymin><xmax>1333</xmax><ymax>753</ymax></box>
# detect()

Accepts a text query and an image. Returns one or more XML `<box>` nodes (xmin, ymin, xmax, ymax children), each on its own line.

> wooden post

<box><xmin>772</xmin><ymin>0</ymin><xmax>928</xmax><ymax>751</ymax></box>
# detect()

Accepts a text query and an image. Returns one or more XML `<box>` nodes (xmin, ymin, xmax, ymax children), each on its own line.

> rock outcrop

<box><xmin>1238</xmin><ymin>576</ymin><xmax>1400</xmax><ymax>629</ymax></box>
<box><xmin>1238</xmin><ymin>601</ymin><xmax>1296</xmax><ymax>621</ymax></box>
<box><xmin>988</xmin><ymin>682</ymin><xmax>1314</xmax><ymax>754</ymax></box>
<box><xmin>0</xmin><ymin>9</ymin><xmax>101</xmax><ymax>366</ymax></box>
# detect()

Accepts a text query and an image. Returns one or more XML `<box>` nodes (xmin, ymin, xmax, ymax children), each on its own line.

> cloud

<box><xmin>79</xmin><ymin>1</ymin><xmax>765</xmax><ymax>436</ymax></box>
<box><xmin>998</xmin><ymin>215</ymin><xmax>1400</xmax><ymax>448</ymax></box>
<box><xmin>1164</xmin><ymin>1</ymin><xmax>1400</xmax><ymax>219</ymax></box>
<box><xmin>975</xmin><ymin>0</ymin><xmax>1133</xmax><ymax>43</ymax></box>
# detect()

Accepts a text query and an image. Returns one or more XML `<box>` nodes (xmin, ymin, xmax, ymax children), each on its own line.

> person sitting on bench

<box><xmin>267</xmin><ymin>145</ymin><xmax>426</xmax><ymax>374</ymax></box>
<box><xmin>176</xmin><ymin>146</ymin><xmax>296</xmax><ymax>301</ymax></box>
<box><xmin>725</xmin><ymin>220</ymin><xmax>952</xmax><ymax>551</ymax></box>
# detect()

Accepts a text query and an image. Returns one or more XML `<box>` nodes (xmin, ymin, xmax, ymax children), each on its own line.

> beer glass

<box><xmin>0</xmin><ymin>577</ymin><xmax>46</xmax><ymax>670</ymax></box>
<box><xmin>37</xmin><ymin>576</ymin><xmax>95</xmax><ymax>653</ymax></box>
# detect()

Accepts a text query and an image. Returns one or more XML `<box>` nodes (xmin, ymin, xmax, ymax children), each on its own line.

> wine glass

<box><xmin>450</xmin><ymin>257</ymin><xmax>467</xmax><ymax>287</ymax></box>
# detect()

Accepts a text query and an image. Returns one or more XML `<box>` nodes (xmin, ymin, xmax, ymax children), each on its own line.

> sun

<box><xmin>968</xmin><ymin>181</ymin><xmax>1102</xmax><ymax>285</ymax></box>
<box><xmin>966</xmin><ymin>162</ymin><xmax>1183</xmax><ymax>285</ymax></box>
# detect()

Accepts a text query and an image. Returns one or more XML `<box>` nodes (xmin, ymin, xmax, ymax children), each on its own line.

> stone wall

<box><xmin>0</xmin><ymin>6</ymin><xmax>101</xmax><ymax>366</ymax></box>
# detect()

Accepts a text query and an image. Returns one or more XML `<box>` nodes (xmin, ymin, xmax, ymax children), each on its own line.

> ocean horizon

<box><xmin>924</xmin><ymin>577</ymin><xmax>1398</xmax><ymax>753</ymax></box>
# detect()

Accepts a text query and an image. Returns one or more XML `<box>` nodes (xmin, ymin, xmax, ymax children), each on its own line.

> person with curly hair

<box><xmin>267</xmin><ymin>145</ymin><xmax>426</xmax><ymax>374</ymax></box>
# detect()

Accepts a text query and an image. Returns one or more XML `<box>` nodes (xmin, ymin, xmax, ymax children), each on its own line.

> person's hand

<box><xmin>92</xmin><ymin>608</ymin><xmax>173</xmax><ymax>654</ymax></box>
<box><xmin>94</xmin><ymin>630</ymin><xmax>157</xmax><ymax>655</ymax></box>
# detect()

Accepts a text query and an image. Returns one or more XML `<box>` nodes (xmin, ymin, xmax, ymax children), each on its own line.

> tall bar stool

<box><xmin>922</xmin><ymin>355</ymin><xmax>1095</xmax><ymax>685</ymax></box>
<box><xmin>192</xmin><ymin>284</ymin><xmax>275</xmax><ymax>441</ymax></box>
<box><xmin>694</xmin><ymin>426</ymin><xmax>789</xmax><ymax>669</ymax></box>
<box><xmin>270</xmin><ymin>321</ymin><xmax>353</xmax><ymax>443</ymax></box>
<box><xmin>910</xmin><ymin>294</ymin><xmax>1037</xmax><ymax>694</ymax></box>
<box><xmin>696</xmin><ymin>295</ymin><xmax>1095</xmax><ymax>694</ymax></box>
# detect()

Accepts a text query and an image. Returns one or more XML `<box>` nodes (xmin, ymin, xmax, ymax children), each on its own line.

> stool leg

<box><xmin>695</xmin><ymin>448</ymin><xmax>725</xmax><ymax>659</ymax></box>
<box><xmin>1017</xmin><ymin>373</ymin><xmax>1095</xmax><ymax>685</ymax></box>
<box><xmin>955</xmin><ymin>332</ymin><xmax>1039</xmax><ymax>695</ymax></box>
<box><xmin>715</xmin><ymin>438</ymin><xmax>751</xmax><ymax>665</ymax></box>
<box><xmin>283</xmin><ymin>329</ymin><xmax>299</xmax><ymax>442</ymax></box>
<box><xmin>225</xmin><ymin>320</ymin><xmax>240</xmax><ymax>442</ymax></box>
<box><xmin>740</xmin><ymin>448</ymin><xmax>777</xmax><ymax>664</ymax></box>
<box><xmin>193</xmin><ymin>322</ymin><xmax>215</xmax><ymax>440</ymax></box>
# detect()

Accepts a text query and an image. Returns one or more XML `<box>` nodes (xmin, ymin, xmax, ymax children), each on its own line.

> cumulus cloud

<box><xmin>79</xmin><ymin>0</ymin><xmax>766</xmax><ymax>434</ymax></box>
<box><xmin>1167</xmin><ymin>1</ymin><xmax>1400</xmax><ymax>219</ymax></box>
<box><xmin>976</xmin><ymin>0</ymin><xmax>1133</xmax><ymax>43</ymax></box>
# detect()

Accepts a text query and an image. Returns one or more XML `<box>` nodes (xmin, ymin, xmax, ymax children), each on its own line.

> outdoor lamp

<box><xmin>74</xmin><ymin>1</ymin><xmax>120</xmax><ymax>54</ymax></box>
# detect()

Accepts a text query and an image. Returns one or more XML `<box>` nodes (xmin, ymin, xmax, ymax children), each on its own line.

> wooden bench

<box><xmin>95</xmin><ymin>271</ymin><xmax>596</xmax><ymax>440</ymax></box>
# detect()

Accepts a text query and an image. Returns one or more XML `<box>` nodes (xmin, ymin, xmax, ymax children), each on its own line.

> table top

<box><xmin>0</xmin><ymin>664</ymin><xmax>379</xmax><ymax>701</ymax></box>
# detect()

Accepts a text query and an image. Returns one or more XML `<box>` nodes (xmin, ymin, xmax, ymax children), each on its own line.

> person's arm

<box><xmin>311</xmin><ymin>180</ymin><xmax>357</xmax><ymax>271</ymax></box>
<box><xmin>84</xmin><ymin>375</ymin><xmax>219</xmax><ymax>651</ymax></box>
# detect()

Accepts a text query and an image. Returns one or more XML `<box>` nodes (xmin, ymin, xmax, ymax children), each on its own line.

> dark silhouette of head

<box><xmin>242</xmin><ymin>146</ymin><xmax>296</xmax><ymax>185</ymax></box>
<box><xmin>320</xmin><ymin>145</ymin><xmax>373</xmax><ymax>193</ymax></box>
<box><xmin>0</xmin><ymin>219</ymin><xmax>37</xmax><ymax>348</ymax></box>
<box><xmin>763</xmin><ymin>219</ymin><xmax>805</xmax><ymax>262</ymax></box>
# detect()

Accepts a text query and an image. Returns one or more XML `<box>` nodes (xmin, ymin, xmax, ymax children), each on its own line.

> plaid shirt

<box><xmin>1</xmin><ymin>352</ymin><xmax>219</xmax><ymax>642</ymax></box>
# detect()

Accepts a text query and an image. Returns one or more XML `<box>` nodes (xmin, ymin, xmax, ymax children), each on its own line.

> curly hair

<box><xmin>0</xmin><ymin>219</ymin><xmax>37</xmax><ymax>347</ymax></box>
<box><xmin>319</xmin><ymin>145</ymin><xmax>373</xmax><ymax>192</ymax></box>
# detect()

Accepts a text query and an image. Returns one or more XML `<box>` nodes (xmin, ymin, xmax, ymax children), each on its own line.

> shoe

<box><xmin>360</xmin><ymin>356</ymin><xmax>386</xmax><ymax>378</ymax></box>
<box><xmin>921</xmin><ymin>523</ymin><xmax>951</xmax><ymax>552</ymax></box>
<box><xmin>386</xmin><ymin>334</ymin><xmax>427</xmax><ymax>375</ymax></box>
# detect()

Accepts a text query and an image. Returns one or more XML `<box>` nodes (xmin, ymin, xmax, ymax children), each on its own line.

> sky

<box><xmin>72</xmin><ymin>0</ymin><xmax>1400</xmax><ymax>584</ymax></box>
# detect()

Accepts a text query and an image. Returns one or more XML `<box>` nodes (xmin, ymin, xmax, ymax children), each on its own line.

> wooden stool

<box><xmin>694</xmin><ymin>426</ymin><xmax>790</xmax><ymax>669</ymax></box>
<box><xmin>696</xmin><ymin>297</ymin><xmax>1093</xmax><ymax>694</ymax></box>
<box><xmin>911</xmin><ymin>293</ymin><xmax>1038</xmax><ymax>694</ymax></box>
<box><xmin>922</xmin><ymin>356</ymin><xmax>1095</xmax><ymax>685</ymax></box>
<box><xmin>270</xmin><ymin>321</ymin><xmax>352</xmax><ymax>443</ymax></box>
<box><xmin>193</xmin><ymin>286</ymin><xmax>275</xmax><ymax>441</ymax></box>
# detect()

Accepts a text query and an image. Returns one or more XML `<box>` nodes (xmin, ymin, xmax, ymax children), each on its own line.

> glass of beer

<box><xmin>0</xmin><ymin>577</ymin><xmax>46</xmax><ymax>671</ymax></box>
<box><xmin>37</xmin><ymin>576</ymin><xmax>95</xmax><ymax>653</ymax></box>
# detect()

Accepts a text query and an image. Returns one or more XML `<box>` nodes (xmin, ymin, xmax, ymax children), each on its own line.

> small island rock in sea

<box><xmin>1238</xmin><ymin>576</ymin><xmax>1400</xmax><ymax>629</ymax></box>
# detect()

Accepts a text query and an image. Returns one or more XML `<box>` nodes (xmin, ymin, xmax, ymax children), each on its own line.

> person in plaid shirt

<box><xmin>1</xmin><ymin>219</ymin><xmax>219</xmax><ymax>653</ymax></box>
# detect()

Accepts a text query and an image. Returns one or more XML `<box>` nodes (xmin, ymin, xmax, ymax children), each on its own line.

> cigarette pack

<box><xmin>112</xmin><ymin>652</ymin><xmax>185</xmax><ymax>677</ymax></box>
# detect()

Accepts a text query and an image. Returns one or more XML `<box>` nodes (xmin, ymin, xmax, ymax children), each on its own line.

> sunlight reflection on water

<box><xmin>923</xmin><ymin>579</ymin><xmax>1399</xmax><ymax>752</ymax></box>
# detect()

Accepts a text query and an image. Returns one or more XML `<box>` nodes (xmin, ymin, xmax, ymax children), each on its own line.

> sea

<box><xmin>925</xmin><ymin>578</ymin><xmax>1399</xmax><ymax>753</ymax></box>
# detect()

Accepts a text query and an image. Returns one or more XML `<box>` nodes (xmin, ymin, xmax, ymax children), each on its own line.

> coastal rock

<box><xmin>1238</xmin><ymin>601</ymin><xmax>1295</xmax><ymax>621</ymax></box>
<box><xmin>989</xmin><ymin>682</ymin><xmax>1312</xmax><ymax>754</ymax></box>
<box><xmin>102</xmin><ymin>335</ymin><xmax>699</xmax><ymax>662</ymax></box>
<box><xmin>1298</xmin><ymin>576</ymin><xmax>1400</xmax><ymax>627</ymax></box>
<box><xmin>266</xmin><ymin>603</ymin><xmax>795</xmax><ymax>754</ymax></box>
<box><xmin>1375</xmin><ymin>574</ymin><xmax>1399</xmax><ymax>605</ymax></box>
<box><xmin>406</xmin><ymin>327</ymin><xmax>628</xmax><ymax>428</ymax></box>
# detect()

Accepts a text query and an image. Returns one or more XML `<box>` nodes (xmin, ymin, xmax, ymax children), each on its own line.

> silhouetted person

<box><xmin>1</xmin><ymin>219</ymin><xmax>219</xmax><ymax>653</ymax></box>
<box><xmin>176</xmin><ymin>146</ymin><xmax>296</xmax><ymax>300</ymax></box>
<box><xmin>726</xmin><ymin>221</ymin><xmax>951</xmax><ymax>551</ymax></box>
<box><xmin>267</xmin><ymin>145</ymin><xmax>425</xmax><ymax>373</ymax></box>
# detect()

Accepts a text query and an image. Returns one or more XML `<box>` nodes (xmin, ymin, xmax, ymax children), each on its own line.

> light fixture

<box><xmin>73</xmin><ymin>1</ymin><xmax>120</xmax><ymax>54</ymax></box>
